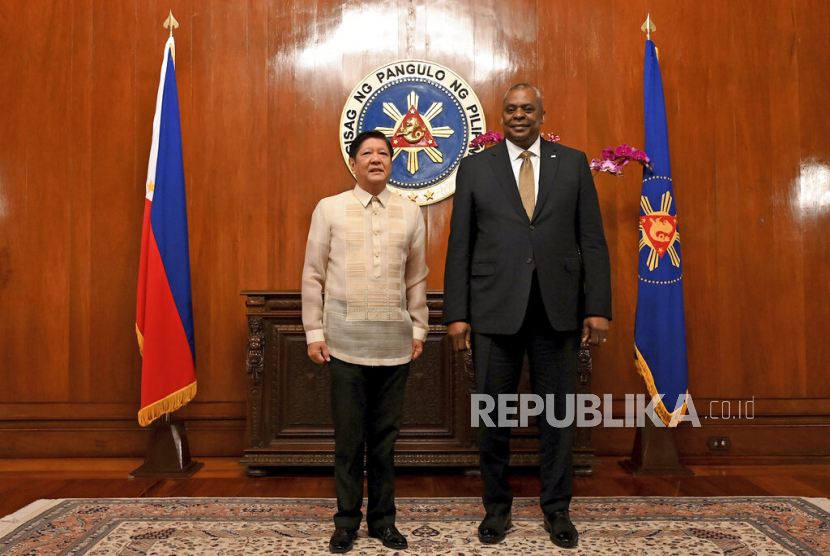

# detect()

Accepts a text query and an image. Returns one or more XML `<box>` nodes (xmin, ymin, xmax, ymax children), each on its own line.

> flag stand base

<box><xmin>129</xmin><ymin>414</ymin><xmax>204</xmax><ymax>478</ymax></box>
<box><xmin>619</xmin><ymin>419</ymin><xmax>694</xmax><ymax>476</ymax></box>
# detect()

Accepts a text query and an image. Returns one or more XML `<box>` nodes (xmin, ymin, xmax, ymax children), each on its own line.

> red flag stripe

<box><xmin>137</xmin><ymin>220</ymin><xmax>196</xmax><ymax>426</ymax></box>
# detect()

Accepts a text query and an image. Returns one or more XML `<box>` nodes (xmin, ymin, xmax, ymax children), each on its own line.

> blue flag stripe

<box><xmin>149</xmin><ymin>48</ymin><xmax>195</xmax><ymax>359</ymax></box>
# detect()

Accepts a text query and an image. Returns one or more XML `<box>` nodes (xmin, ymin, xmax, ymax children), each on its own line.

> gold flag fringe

<box><xmin>138</xmin><ymin>381</ymin><xmax>197</xmax><ymax>427</ymax></box>
<box><xmin>634</xmin><ymin>344</ymin><xmax>688</xmax><ymax>427</ymax></box>
<box><xmin>136</xmin><ymin>324</ymin><xmax>145</xmax><ymax>356</ymax></box>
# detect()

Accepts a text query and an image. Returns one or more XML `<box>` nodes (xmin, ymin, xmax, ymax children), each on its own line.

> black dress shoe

<box><xmin>368</xmin><ymin>524</ymin><xmax>408</xmax><ymax>550</ymax></box>
<box><xmin>477</xmin><ymin>514</ymin><xmax>513</xmax><ymax>544</ymax></box>
<box><xmin>543</xmin><ymin>510</ymin><xmax>578</xmax><ymax>549</ymax></box>
<box><xmin>329</xmin><ymin>527</ymin><xmax>358</xmax><ymax>553</ymax></box>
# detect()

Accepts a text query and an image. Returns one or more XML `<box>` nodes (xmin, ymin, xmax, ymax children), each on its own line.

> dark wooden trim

<box><xmin>0</xmin><ymin>418</ymin><xmax>246</xmax><ymax>458</ymax></box>
<box><xmin>0</xmin><ymin>415</ymin><xmax>828</xmax><ymax>461</ymax></box>
<box><xmin>0</xmin><ymin>402</ymin><xmax>246</xmax><ymax>421</ymax></box>
<box><xmin>2</xmin><ymin>398</ymin><xmax>826</xmax><ymax>422</ymax></box>
<box><xmin>594</xmin><ymin>416</ymin><xmax>830</xmax><ymax>460</ymax></box>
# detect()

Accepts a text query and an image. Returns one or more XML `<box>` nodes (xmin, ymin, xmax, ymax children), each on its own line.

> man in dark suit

<box><xmin>443</xmin><ymin>83</ymin><xmax>612</xmax><ymax>549</ymax></box>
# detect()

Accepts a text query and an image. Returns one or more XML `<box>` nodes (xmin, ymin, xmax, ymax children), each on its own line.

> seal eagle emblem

<box><xmin>340</xmin><ymin>60</ymin><xmax>486</xmax><ymax>205</ymax></box>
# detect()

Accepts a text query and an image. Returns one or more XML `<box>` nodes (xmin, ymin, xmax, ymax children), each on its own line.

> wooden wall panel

<box><xmin>757</xmin><ymin>1</ymin><xmax>803</xmax><ymax>396</ymax></box>
<box><xmin>191</xmin><ymin>1</ymin><xmax>254</xmax><ymax>404</ymax></box>
<box><xmin>89</xmin><ymin>0</ymin><xmax>142</xmax><ymax>404</ymax></box>
<box><xmin>714</xmin><ymin>1</ymin><xmax>748</xmax><ymax>398</ymax></box>
<box><xmin>68</xmin><ymin>0</ymin><xmax>95</xmax><ymax>402</ymax></box>
<box><xmin>765</xmin><ymin>3</ymin><xmax>807</xmax><ymax>396</ymax></box>
<box><xmin>795</xmin><ymin>0</ymin><xmax>830</xmax><ymax>398</ymax></box>
<box><xmin>0</xmin><ymin>2</ymin><xmax>28</xmax><ymax>404</ymax></box>
<box><xmin>735</xmin><ymin>2</ymin><xmax>777</xmax><ymax>397</ymax></box>
<box><xmin>0</xmin><ymin>3</ymin><xmax>37</xmax><ymax>402</ymax></box>
<box><xmin>673</xmin><ymin>1</ymin><xmax>721</xmax><ymax>401</ymax></box>
<box><xmin>0</xmin><ymin>0</ymin><xmax>829</xmax><ymax>458</ymax></box>
<box><xmin>23</xmin><ymin>1</ymin><xmax>73</xmax><ymax>403</ymax></box>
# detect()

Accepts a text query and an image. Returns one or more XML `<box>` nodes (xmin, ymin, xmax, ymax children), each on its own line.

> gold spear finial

<box><xmin>641</xmin><ymin>14</ymin><xmax>656</xmax><ymax>41</ymax></box>
<box><xmin>163</xmin><ymin>11</ymin><xmax>179</xmax><ymax>38</ymax></box>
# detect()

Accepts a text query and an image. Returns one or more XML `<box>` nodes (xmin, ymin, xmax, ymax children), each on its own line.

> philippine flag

<box><xmin>136</xmin><ymin>36</ymin><xmax>196</xmax><ymax>427</ymax></box>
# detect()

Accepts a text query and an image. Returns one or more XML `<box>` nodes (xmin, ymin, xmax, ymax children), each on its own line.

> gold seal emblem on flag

<box><xmin>639</xmin><ymin>190</ymin><xmax>680</xmax><ymax>271</ymax></box>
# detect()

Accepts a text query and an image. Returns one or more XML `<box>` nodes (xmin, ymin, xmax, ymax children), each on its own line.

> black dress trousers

<box><xmin>328</xmin><ymin>356</ymin><xmax>409</xmax><ymax>529</ymax></box>
<box><xmin>473</xmin><ymin>272</ymin><xmax>580</xmax><ymax>519</ymax></box>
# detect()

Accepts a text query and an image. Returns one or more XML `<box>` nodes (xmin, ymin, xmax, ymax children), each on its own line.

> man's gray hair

<box><xmin>503</xmin><ymin>83</ymin><xmax>544</xmax><ymax>112</ymax></box>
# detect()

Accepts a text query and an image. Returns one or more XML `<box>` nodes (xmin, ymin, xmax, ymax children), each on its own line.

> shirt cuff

<box><xmin>412</xmin><ymin>327</ymin><xmax>428</xmax><ymax>342</ymax></box>
<box><xmin>306</xmin><ymin>329</ymin><xmax>325</xmax><ymax>344</ymax></box>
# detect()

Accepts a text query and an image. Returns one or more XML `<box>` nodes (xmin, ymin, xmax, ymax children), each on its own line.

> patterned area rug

<box><xmin>2</xmin><ymin>496</ymin><xmax>829</xmax><ymax>555</ymax></box>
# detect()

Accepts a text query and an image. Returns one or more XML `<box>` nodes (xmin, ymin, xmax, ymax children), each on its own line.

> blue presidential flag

<box><xmin>634</xmin><ymin>40</ymin><xmax>689</xmax><ymax>427</ymax></box>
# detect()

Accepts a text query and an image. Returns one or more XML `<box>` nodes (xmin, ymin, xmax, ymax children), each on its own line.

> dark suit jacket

<box><xmin>443</xmin><ymin>139</ymin><xmax>612</xmax><ymax>335</ymax></box>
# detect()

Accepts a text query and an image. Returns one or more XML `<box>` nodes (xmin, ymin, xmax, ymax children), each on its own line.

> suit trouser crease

<box><xmin>474</xmin><ymin>273</ymin><xmax>579</xmax><ymax>518</ymax></box>
<box><xmin>329</xmin><ymin>357</ymin><xmax>409</xmax><ymax>529</ymax></box>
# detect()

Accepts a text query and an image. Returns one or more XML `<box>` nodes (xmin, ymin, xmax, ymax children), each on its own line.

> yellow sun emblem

<box><xmin>375</xmin><ymin>91</ymin><xmax>455</xmax><ymax>175</ymax></box>
<box><xmin>639</xmin><ymin>191</ymin><xmax>681</xmax><ymax>272</ymax></box>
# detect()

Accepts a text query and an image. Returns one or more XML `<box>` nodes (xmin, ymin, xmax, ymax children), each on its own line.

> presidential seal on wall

<box><xmin>340</xmin><ymin>60</ymin><xmax>485</xmax><ymax>205</ymax></box>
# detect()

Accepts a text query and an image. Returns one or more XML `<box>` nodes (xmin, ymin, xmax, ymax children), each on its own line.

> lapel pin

<box><xmin>551</xmin><ymin>154</ymin><xmax>557</xmax><ymax>158</ymax></box>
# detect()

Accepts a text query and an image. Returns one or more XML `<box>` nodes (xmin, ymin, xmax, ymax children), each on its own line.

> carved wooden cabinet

<box><xmin>242</xmin><ymin>291</ymin><xmax>597</xmax><ymax>476</ymax></box>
